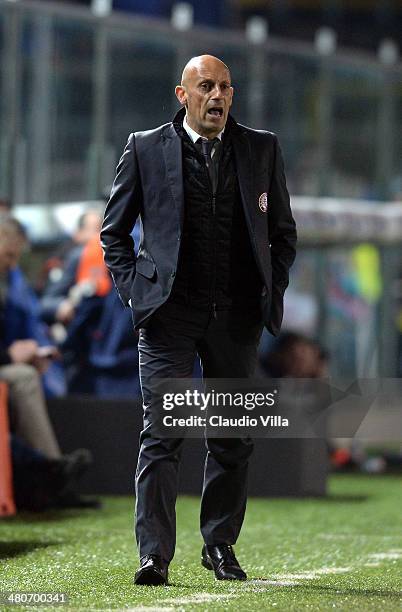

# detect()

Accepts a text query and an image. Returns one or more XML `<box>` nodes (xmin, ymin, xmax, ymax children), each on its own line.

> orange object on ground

<box><xmin>76</xmin><ymin>234</ymin><xmax>112</xmax><ymax>297</ymax></box>
<box><xmin>0</xmin><ymin>381</ymin><xmax>16</xmax><ymax>516</ymax></box>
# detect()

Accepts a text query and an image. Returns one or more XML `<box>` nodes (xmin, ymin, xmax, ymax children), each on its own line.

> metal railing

<box><xmin>1</xmin><ymin>0</ymin><xmax>401</xmax><ymax>205</ymax></box>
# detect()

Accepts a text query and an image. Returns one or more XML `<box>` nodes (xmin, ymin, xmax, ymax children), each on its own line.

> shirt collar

<box><xmin>183</xmin><ymin>115</ymin><xmax>224</xmax><ymax>143</ymax></box>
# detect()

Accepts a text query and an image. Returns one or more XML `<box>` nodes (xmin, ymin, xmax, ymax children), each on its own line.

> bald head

<box><xmin>175</xmin><ymin>55</ymin><xmax>233</xmax><ymax>140</ymax></box>
<box><xmin>181</xmin><ymin>55</ymin><xmax>231</xmax><ymax>87</ymax></box>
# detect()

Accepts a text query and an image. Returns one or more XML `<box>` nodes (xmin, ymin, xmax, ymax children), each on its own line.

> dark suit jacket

<box><xmin>100</xmin><ymin>110</ymin><xmax>297</xmax><ymax>336</ymax></box>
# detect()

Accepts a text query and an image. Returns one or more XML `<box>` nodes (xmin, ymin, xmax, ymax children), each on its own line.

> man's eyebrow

<box><xmin>198</xmin><ymin>78</ymin><xmax>231</xmax><ymax>85</ymax></box>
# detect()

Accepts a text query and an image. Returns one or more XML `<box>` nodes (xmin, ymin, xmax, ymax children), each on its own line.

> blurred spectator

<box><xmin>41</xmin><ymin>209</ymin><xmax>103</xmax><ymax>329</ymax></box>
<box><xmin>75</xmin><ymin>209</ymin><xmax>103</xmax><ymax>245</ymax></box>
<box><xmin>40</xmin><ymin>209</ymin><xmax>140</xmax><ymax>397</ymax></box>
<box><xmin>10</xmin><ymin>434</ymin><xmax>97</xmax><ymax>511</ymax></box>
<box><xmin>1</xmin><ymin>359</ymin><xmax>61</xmax><ymax>459</ymax></box>
<box><xmin>260</xmin><ymin>331</ymin><xmax>327</xmax><ymax>378</ymax></box>
<box><xmin>0</xmin><ymin>214</ymin><xmax>100</xmax><ymax>508</ymax></box>
<box><xmin>64</xmin><ymin>288</ymin><xmax>141</xmax><ymax>397</ymax></box>
<box><xmin>39</xmin><ymin>204</ymin><xmax>142</xmax><ymax>397</ymax></box>
<box><xmin>0</xmin><ymin>322</ymin><xmax>95</xmax><ymax>508</ymax></box>
<box><xmin>0</xmin><ymin>214</ymin><xmax>64</xmax><ymax>396</ymax></box>
<box><xmin>0</xmin><ymin>197</ymin><xmax>12</xmax><ymax>214</ymax></box>
<box><xmin>0</xmin><ymin>217</ymin><xmax>61</xmax><ymax>451</ymax></box>
<box><xmin>262</xmin><ymin>332</ymin><xmax>402</xmax><ymax>475</ymax></box>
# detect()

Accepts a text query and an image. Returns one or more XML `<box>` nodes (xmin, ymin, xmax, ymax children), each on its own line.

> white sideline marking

<box><xmin>249</xmin><ymin>579</ymin><xmax>301</xmax><ymax>587</ymax></box>
<box><xmin>272</xmin><ymin>572</ymin><xmax>318</xmax><ymax>580</ymax></box>
<box><xmin>369</xmin><ymin>552</ymin><xmax>402</xmax><ymax>560</ymax></box>
<box><xmin>319</xmin><ymin>533</ymin><xmax>402</xmax><ymax>540</ymax></box>
<box><xmin>269</xmin><ymin>567</ymin><xmax>351</xmax><ymax>581</ymax></box>
<box><xmin>157</xmin><ymin>592</ymin><xmax>238</xmax><ymax>606</ymax></box>
<box><xmin>319</xmin><ymin>534</ymin><xmax>360</xmax><ymax>540</ymax></box>
<box><xmin>314</xmin><ymin>567</ymin><xmax>352</xmax><ymax>575</ymax></box>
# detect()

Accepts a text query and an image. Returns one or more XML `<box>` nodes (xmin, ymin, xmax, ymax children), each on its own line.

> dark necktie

<box><xmin>199</xmin><ymin>137</ymin><xmax>220</xmax><ymax>193</ymax></box>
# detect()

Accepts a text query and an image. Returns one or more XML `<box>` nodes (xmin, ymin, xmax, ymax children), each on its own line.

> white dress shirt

<box><xmin>183</xmin><ymin>115</ymin><xmax>224</xmax><ymax>158</ymax></box>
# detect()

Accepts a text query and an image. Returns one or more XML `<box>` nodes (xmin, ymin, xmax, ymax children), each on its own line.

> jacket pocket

<box><xmin>135</xmin><ymin>256</ymin><xmax>156</xmax><ymax>280</ymax></box>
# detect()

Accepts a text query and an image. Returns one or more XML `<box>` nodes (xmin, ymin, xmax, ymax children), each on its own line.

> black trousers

<box><xmin>135</xmin><ymin>300</ymin><xmax>264</xmax><ymax>563</ymax></box>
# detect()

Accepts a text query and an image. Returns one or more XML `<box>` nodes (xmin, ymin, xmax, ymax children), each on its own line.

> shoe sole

<box><xmin>134</xmin><ymin>567</ymin><xmax>168</xmax><ymax>586</ymax></box>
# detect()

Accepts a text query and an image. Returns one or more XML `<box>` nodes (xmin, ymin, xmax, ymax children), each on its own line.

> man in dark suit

<box><xmin>101</xmin><ymin>55</ymin><xmax>297</xmax><ymax>585</ymax></box>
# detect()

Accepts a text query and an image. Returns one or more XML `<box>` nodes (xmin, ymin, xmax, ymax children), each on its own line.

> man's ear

<box><xmin>175</xmin><ymin>85</ymin><xmax>187</xmax><ymax>106</ymax></box>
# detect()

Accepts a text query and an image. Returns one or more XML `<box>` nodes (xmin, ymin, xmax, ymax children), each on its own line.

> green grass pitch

<box><xmin>1</xmin><ymin>475</ymin><xmax>401</xmax><ymax>611</ymax></box>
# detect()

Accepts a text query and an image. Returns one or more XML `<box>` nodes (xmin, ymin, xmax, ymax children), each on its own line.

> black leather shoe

<box><xmin>201</xmin><ymin>544</ymin><xmax>247</xmax><ymax>580</ymax></box>
<box><xmin>134</xmin><ymin>555</ymin><xmax>168</xmax><ymax>586</ymax></box>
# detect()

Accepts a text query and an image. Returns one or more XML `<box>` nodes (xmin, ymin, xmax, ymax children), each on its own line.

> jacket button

<box><xmin>171</xmin><ymin>270</ymin><xmax>176</xmax><ymax>278</ymax></box>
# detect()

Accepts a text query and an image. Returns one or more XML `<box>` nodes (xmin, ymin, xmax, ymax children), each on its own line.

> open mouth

<box><xmin>207</xmin><ymin>107</ymin><xmax>223</xmax><ymax>118</ymax></box>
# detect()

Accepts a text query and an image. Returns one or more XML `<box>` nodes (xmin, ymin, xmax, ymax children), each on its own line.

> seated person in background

<box><xmin>0</xmin><ymin>215</ymin><xmax>97</xmax><ymax>507</ymax></box>
<box><xmin>40</xmin><ymin>209</ymin><xmax>103</xmax><ymax>329</ymax></box>
<box><xmin>0</xmin><ymin>339</ymin><xmax>60</xmax><ymax>458</ymax></box>
<box><xmin>63</xmin><ymin>286</ymin><xmax>141</xmax><ymax>397</ymax></box>
<box><xmin>40</xmin><ymin>207</ymin><xmax>140</xmax><ymax>397</ymax></box>
<box><xmin>0</xmin><ymin>331</ymin><xmax>95</xmax><ymax>509</ymax></box>
<box><xmin>59</xmin><ymin>232</ymin><xmax>141</xmax><ymax>397</ymax></box>
<box><xmin>0</xmin><ymin>214</ymin><xmax>64</xmax><ymax>396</ymax></box>
<box><xmin>11</xmin><ymin>434</ymin><xmax>98</xmax><ymax>511</ymax></box>
<box><xmin>0</xmin><ymin>196</ymin><xmax>12</xmax><ymax>214</ymax></box>
<box><xmin>260</xmin><ymin>331</ymin><xmax>327</xmax><ymax>378</ymax></box>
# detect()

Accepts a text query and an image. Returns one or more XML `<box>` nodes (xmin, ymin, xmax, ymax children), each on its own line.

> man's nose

<box><xmin>211</xmin><ymin>85</ymin><xmax>224</xmax><ymax>99</ymax></box>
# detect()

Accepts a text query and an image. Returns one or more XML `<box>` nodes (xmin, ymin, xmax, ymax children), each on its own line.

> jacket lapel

<box><xmin>231</xmin><ymin>121</ymin><xmax>272</xmax><ymax>287</ymax></box>
<box><xmin>162</xmin><ymin>124</ymin><xmax>184</xmax><ymax>230</ymax></box>
<box><xmin>231</xmin><ymin>125</ymin><xmax>256</xmax><ymax>232</ymax></box>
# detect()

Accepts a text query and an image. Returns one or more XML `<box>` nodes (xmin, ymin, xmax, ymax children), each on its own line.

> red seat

<box><xmin>0</xmin><ymin>381</ymin><xmax>16</xmax><ymax>516</ymax></box>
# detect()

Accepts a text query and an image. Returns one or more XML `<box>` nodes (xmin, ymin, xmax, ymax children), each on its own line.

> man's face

<box><xmin>75</xmin><ymin>211</ymin><xmax>102</xmax><ymax>245</ymax></box>
<box><xmin>287</xmin><ymin>342</ymin><xmax>320</xmax><ymax>378</ymax></box>
<box><xmin>0</xmin><ymin>235</ymin><xmax>25</xmax><ymax>273</ymax></box>
<box><xmin>175</xmin><ymin>58</ymin><xmax>233</xmax><ymax>139</ymax></box>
